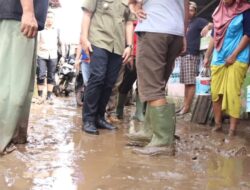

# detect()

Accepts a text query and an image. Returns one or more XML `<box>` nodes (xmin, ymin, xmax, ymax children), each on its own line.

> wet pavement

<box><xmin>0</xmin><ymin>97</ymin><xmax>250</xmax><ymax>190</ymax></box>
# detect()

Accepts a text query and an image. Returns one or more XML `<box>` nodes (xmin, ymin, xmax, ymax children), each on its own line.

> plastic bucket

<box><xmin>195</xmin><ymin>76</ymin><xmax>211</xmax><ymax>96</ymax></box>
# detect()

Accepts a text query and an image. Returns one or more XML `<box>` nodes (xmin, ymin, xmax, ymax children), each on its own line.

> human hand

<box><xmin>225</xmin><ymin>54</ymin><xmax>236</xmax><ymax>67</ymax></box>
<box><xmin>135</xmin><ymin>8</ymin><xmax>147</xmax><ymax>21</ymax></box>
<box><xmin>80</xmin><ymin>38</ymin><xmax>93</xmax><ymax>62</ymax></box>
<box><xmin>128</xmin><ymin>55</ymin><xmax>135</xmax><ymax>69</ymax></box>
<box><xmin>21</xmin><ymin>12</ymin><xmax>38</xmax><ymax>38</ymax></box>
<box><xmin>75</xmin><ymin>60</ymin><xmax>80</xmax><ymax>74</ymax></box>
<box><xmin>179</xmin><ymin>37</ymin><xmax>187</xmax><ymax>56</ymax></box>
<box><xmin>201</xmin><ymin>25</ymin><xmax>210</xmax><ymax>37</ymax></box>
<box><xmin>122</xmin><ymin>47</ymin><xmax>132</xmax><ymax>64</ymax></box>
<box><xmin>203</xmin><ymin>57</ymin><xmax>211</xmax><ymax>68</ymax></box>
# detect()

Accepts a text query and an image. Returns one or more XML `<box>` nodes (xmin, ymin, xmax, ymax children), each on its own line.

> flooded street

<box><xmin>0</xmin><ymin>97</ymin><xmax>250</xmax><ymax>190</ymax></box>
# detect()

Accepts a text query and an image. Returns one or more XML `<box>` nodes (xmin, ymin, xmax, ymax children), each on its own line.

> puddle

<box><xmin>0</xmin><ymin>97</ymin><xmax>249</xmax><ymax>190</ymax></box>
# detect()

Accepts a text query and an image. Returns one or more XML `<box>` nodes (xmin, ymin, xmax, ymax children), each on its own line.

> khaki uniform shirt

<box><xmin>82</xmin><ymin>0</ymin><xmax>135</xmax><ymax>55</ymax></box>
<box><xmin>37</xmin><ymin>27</ymin><xmax>59</xmax><ymax>59</ymax></box>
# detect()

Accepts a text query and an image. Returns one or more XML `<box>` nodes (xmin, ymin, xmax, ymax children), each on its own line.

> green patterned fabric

<box><xmin>0</xmin><ymin>20</ymin><xmax>36</xmax><ymax>153</ymax></box>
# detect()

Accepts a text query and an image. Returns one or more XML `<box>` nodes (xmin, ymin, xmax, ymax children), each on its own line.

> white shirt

<box><xmin>37</xmin><ymin>27</ymin><xmax>59</xmax><ymax>59</ymax></box>
<box><xmin>135</xmin><ymin>0</ymin><xmax>185</xmax><ymax>36</ymax></box>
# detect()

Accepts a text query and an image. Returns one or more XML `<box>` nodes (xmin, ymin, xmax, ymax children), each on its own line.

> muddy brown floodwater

<box><xmin>0</xmin><ymin>97</ymin><xmax>250</xmax><ymax>190</ymax></box>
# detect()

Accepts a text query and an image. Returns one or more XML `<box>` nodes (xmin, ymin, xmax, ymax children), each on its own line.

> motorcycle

<box><xmin>53</xmin><ymin>56</ymin><xmax>76</xmax><ymax>97</ymax></box>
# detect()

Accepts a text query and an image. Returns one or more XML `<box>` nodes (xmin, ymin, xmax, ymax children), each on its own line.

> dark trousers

<box><xmin>37</xmin><ymin>56</ymin><xmax>57</xmax><ymax>84</ymax></box>
<box><xmin>83</xmin><ymin>46</ymin><xmax>122</xmax><ymax>122</ymax></box>
<box><xmin>118</xmin><ymin>60</ymin><xmax>137</xmax><ymax>94</ymax></box>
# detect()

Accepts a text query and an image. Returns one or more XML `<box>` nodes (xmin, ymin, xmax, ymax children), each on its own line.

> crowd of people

<box><xmin>0</xmin><ymin>0</ymin><xmax>250</xmax><ymax>156</ymax></box>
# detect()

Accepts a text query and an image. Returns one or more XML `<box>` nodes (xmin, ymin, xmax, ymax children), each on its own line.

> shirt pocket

<box><xmin>96</xmin><ymin>0</ymin><xmax>114</xmax><ymax>15</ymax></box>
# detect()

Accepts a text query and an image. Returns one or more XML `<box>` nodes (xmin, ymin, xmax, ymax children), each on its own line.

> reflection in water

<box><xmin>4</xmin><ymin>169</ymin><xmax>15</xmax><ymax>187</ymax></box>
<box><xmin>0</xmin><ymin>97</ymin><xmax>249</xmax><ymax>190</ymax></box>
<box><xmin>24</xmin><ymin>99</ymin><xmax>80</xmax><ymax>190</ymax></box>
<box><xmin>52</xmin><ymin>167</ymin><xmax>76</xmax><ymax>190</ymax></box>
<box><xmin>206</xmin><ymin>156</ymin><xmax>244</xmax><ymax>190</ymax></box>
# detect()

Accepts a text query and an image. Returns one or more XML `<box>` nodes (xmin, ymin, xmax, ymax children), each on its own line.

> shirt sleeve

<box><xmin>243</xmin><ymin>10</ymin><xmax>250</xmax><ymax>37</ymax></box>
<box><xmin>82</xmin><ymin>0</ymin><xmax>97</xmax><ymax>12</ymax></box>
<box><xmin>124</xmin><ymin>7</ymin><xmax>136</xmax><ymax>22</ymax></box>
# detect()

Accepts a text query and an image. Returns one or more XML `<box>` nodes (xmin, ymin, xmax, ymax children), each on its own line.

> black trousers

<box><xmin>83</xmin><ymin>46</ymin><xmax>122</xmax><ymax>122</ymax></box>
<box><xmin>118</xmin><ymin>60</ymin><xmax>137</xmax><ymax>94</ymax></box>
<box><xmin>37</xmin><ymin>56</ymin><xmax>57</xmax><ymax>85</ymax></box>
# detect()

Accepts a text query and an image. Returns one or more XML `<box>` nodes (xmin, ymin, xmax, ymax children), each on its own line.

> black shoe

<box><xmin>96</xmin><ymin>117</ymin><xmax>117</xmax><ymax>130</ymax></box>
<box><xmin>83</xmin><ymin>121</ymin><xmax>99</xmax><ymax>135</ymax></box>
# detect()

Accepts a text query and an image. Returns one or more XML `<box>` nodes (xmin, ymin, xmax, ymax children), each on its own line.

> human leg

<box><xmin>0</xmin><ymin>20</ymin><xmax>36</xmax><ymax>153</ymax></box>
<box><xmin>210</xmin><ymin>62</ymin><xmax>248</xmax><ymax>134</ymax></box>
<box><xmin>37</xmin><ymin>57</ymin><xmax>47</xmax><ymax>98</ymax></box>
<box><xmin>116</xmin><ymin>63</ymin><xmax>137</xmax><ymax>119</ymax></box>
<box><xmin>179</xmin><ymin>55</ymin><xmax>199</xmax><ymax>114</ymax></box>
<box><xmin>212</xmin><ymin>96</ymin><xmax>223</xmax><ymax>132</ymax></box>
<box><xmin>81</xmin><ymin>61</ymin><xmax>90</xmax><ymax>86</ymax></box>
<box><xmin>47</xmin><ymin>58</ymin><xmax>57</xmax><ymax>102</ymax></box>
<box><xmin>228</xmin><ymin>117</ymin><xmax>238</xmax><ymax>136</ymax></box>
<box><xmin>127</xmin><ymin>104</ymin><xmax>152</xmax><ymax>141</ymax></box>
<box><xmin>12</xmin><ymin>47</ymin><xmax>36</xmax><ymax>144</ymax></box>
<box><xmin>132</xmin><ymin>93</ymin><xmax>145</xmax><ymax>121</ymax></box>
<box><xmin>83</xmin><ymin>46</ymin><xmax>109</xmax><ymax>134</ymax></box>
<box><xmin>133</xmin><ymin>33</ymin><xmax>182</xmax><ymax>155</ymax></box>
<box><xmin>182</xmin><ymin>84</ymin><xmax>195</xmax><ymax>113</ymax></box>
<box><xmin>106</xmin><ymin>64</ymin><xmax>125</xmax><ymax>118</ymax></box>
<box><xmin>96</xmin><ymin>52</ymin><xmax>122</xmax><ymax>129</ymax></box>
<box><xmin>223</xmin><ymin>62</ymin><xmax>248</xmax><ymax>135</ymax></box>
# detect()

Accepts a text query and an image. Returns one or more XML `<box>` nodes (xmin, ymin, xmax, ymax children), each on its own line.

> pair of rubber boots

<box><xmin>127</xmin><ymin>103</ymin><xmax>176</xmax><ymax>156</ymax></box>
<box><xmin>116</xmin><ymin>93</ymin><xmax>145</xmax><ymax>122</ymax></box>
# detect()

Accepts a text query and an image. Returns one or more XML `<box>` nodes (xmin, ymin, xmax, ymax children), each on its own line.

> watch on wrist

<box><xmin>126</xmin><ymin>44</ymin><xmax>133</xmax><ymax>49</ymax></box>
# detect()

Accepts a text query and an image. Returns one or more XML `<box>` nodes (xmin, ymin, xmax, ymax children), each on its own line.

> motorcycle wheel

<box><xmin>65</xmin><ymin>90</ymin><xmax>70</xmax><ymax>97</ymax></box>
<box><xmin>53</xmin><ymin>85</ymin><xmax>61</xmax><ymax>97</ymax></box>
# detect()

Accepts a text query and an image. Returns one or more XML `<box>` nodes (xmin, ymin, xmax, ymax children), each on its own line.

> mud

<box><xmin>0</xmin><ymin>97</ymin><xmax>250</xmax><ymax>190</ymax></box>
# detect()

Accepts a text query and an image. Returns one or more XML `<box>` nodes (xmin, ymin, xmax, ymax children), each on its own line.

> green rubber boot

<box><xmin>133</xmin><ymin>104</ymin><xmax>176</xmax><ymax>156</ymax></box>
<box><xmin>116</xmin><ymin>93</ymin><xmax>127</xmax><ymax>119</ymax></box>
<box><xmin>132</xmin><ymin>94</ymin><xmax>145</xmax><ymax>122</ymax></box>
<box><xmin>127</xmin><ymin>105</ymin><xmax>153</xmax><ymax>142</ymax></box>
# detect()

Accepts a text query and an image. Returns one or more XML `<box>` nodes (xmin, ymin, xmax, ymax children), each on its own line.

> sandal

<box><xmin>175</xmin><ymin>107</ymin><xmax>183</xmax><ymax>114</ymax></box>
<box><xmin>176</xmin><ymin>110</ymin><xmax>189</xmax><ymax>116</ymax></box>
<box><xmin>3</xmin><ymin>143</ymin><xmax>17</xmax><ymax>155</ymax></box>
<box><xmin>212</xmin><ymin>123</ymin><xmax>222</xmax><ymax>132</ymax></box>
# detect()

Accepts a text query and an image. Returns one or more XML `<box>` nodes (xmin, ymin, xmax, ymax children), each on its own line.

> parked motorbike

<box><xmin>53</xmin><ymin>56</ymin><xmax>76</xmax><ymax>97</ymax></box>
